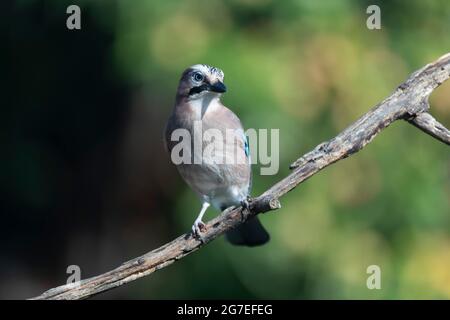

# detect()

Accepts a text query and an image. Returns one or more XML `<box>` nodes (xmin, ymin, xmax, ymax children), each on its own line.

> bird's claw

<box><xmin>191</xmin><ymin>219</ymin><xmax>206</xmax><ymax>239</ymax></box>
<box><xmin>240</xmin><ymin>198</ymin><xmax>251</xmax><ymax>222</ymax></box>
<box><xmin>240</xmin><ymin>198</ymin><xmax>250</xmax><ymax>210</ymax></box>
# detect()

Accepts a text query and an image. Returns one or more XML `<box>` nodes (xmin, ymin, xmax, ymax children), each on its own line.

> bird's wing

<box><xmin>202</xmin><ymin>104</ymin><xmax>249</xmax><ymax>164</ymax></box>
<box><xmin>202</xmin><ymin>104</ymin><xmax>252</xmax><ymax>191</ymax></box>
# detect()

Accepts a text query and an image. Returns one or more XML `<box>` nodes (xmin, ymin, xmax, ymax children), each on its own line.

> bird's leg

<box><xmin>192</xmin><ymin>202</ymin><xmax>210</xmax><ymax>237</ymax></box>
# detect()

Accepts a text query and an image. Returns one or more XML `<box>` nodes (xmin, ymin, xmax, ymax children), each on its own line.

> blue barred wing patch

<box><xmin>244</xmin><ymin>135</ymin><xmax>250</xmax><ymax>158</ymax></box>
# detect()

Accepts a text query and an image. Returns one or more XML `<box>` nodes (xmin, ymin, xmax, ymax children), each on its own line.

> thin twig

<box><xmin>408</xmin><ymin>112</ymin><xmax>450</xmax><ymax>145</ymax></box>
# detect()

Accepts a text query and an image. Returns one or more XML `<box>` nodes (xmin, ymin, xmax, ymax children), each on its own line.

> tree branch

<box><xmin>31</xmin><ymin>53</ymin><xmax>450</xmax><ymax>300</ymax></box>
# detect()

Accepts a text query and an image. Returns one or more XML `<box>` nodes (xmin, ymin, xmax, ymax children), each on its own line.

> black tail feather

<box><xmin>225</xmin><ymin>216</ymin><xmax>270</xmax><ymax>247</ymax></box>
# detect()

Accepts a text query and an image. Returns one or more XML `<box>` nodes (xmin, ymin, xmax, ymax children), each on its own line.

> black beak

<box><xmin>209</xmin><ymin>81</ymin><xmax>227</xmax><ymax>93</ymax></box>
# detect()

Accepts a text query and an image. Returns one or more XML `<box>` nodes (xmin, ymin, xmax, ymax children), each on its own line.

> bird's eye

<box><xmin>192</xmin><ymin>72</ymin><xmax>204</xmax><ymax>82</ymax></box>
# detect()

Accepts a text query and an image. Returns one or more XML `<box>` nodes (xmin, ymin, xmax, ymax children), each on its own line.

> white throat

<box><xmin>188</xmin><ymin>93</ymin><xmax>221</xmax><ymax>119</ymax></box>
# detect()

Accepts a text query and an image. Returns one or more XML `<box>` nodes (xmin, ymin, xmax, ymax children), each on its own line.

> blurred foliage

<box><xmin>1</xmin><ymin>0</ymin><xmax>449</xmax><ymax>299</ymax></box>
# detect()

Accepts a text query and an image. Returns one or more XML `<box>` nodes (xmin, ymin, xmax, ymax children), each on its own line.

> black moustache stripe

<box><xmin>189</xmin><ymin>84</ymin><xmax>208</xmax><ymax>95</ymax></box>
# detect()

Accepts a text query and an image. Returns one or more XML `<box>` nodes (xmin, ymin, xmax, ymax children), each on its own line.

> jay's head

<box><xmin>177</xmin><ymin>64</ymin><xmax>226</xmax><ymax>101</ymax></box>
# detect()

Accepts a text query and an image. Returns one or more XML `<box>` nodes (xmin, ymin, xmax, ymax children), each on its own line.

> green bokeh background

<box><xmin>1</xmin><ymin>0</ymin><xmax>449</xmax><ymax>299</ymax></box>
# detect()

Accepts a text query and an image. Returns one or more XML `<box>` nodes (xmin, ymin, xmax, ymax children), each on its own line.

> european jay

<box><xmin>165</xmin><ymin>64</ymin><xmax>269</xmax><ymax>246</ymax></box>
